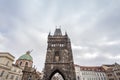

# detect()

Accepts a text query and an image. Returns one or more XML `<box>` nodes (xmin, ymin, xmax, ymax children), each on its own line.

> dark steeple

<box><xmin>54</xmin><ymin>28</ymin><xmax>62</xmax><ymax>36</ymax></box>
<box><xmin>43</xmin><ymin>27</ymin><xmax>76</xmax><ymax>80</ymax></box>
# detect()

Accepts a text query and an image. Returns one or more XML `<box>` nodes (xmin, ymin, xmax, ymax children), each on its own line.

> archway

<box><xmin>49</xmin><ymin>70</ymin><xmax>65</xmax><ymax>80</ymax></box>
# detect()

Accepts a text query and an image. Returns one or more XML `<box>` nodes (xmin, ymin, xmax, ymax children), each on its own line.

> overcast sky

<box><xmin>0</xmin><ymin>0</ymin><xmax>120</xmax><ymax>71</ymax></box>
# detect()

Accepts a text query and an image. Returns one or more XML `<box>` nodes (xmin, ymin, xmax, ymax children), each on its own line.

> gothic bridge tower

<box><xmin>43</xmin><ymin>28</ymin><xmax>76</xmax><ymax>80</ymax></box>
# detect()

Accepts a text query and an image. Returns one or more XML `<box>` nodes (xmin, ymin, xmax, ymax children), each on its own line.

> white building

<box><xmin>75</xmin><ymin>64</ymin><xmax>107</xmax><ymax>80</ymax></box>
<box><xmin>0</xmin><ymin>52</ymin><xmax>22</xmax><ymax>80</ymax></box>
<box><xmin>75</xmin><ymin>65</ymin><xmax>82</xmax><ymax>80</ymax></box>
<box><xmin>9</xmin><ymin>64</ymin><xmax>22</xmax><ymax>80</ymax></box>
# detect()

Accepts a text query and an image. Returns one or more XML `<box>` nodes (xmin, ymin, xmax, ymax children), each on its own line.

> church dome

<box><xmin>18</xmin><ymin>51</ymin><xmax>33</xmax><ymax>61</ymax></box>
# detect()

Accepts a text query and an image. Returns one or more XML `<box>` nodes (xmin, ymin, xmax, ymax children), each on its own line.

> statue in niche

<box><xmin>54</xmin><ymin>51</ymin><xmax>60</xmax><ymax>62</ymax></box>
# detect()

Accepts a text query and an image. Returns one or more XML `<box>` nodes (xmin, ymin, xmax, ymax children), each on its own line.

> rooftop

<box><xmin>18</xmin><ymin>51</ymin><xmax>33</xmax><ymax>61</ymax></box>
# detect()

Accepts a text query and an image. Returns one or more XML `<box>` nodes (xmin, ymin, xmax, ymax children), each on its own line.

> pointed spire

<box><xmin>54</xmin><ymin>26</ymin><xmax>62</xmax><ymax>36</ymax></box>
<box><xmin>65</xmin><ymin>31</ymin><xmax>68</xmax><ymax>36</ymax></box>
<box><xmin>48</xmin><ymin>31</ymin><xmax>51</xmax><ymax>36</ymax></box>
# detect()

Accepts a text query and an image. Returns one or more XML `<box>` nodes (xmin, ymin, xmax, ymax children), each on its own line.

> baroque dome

<box><xmin>18</xmin><ymin>51</ymin><xmax>33</xmax><ymax>61</ymax></box>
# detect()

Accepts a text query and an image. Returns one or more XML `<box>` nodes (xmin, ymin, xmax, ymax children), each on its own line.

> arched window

<box><xmin>20</xmin><ymin>62</ymin><xmax>22</xmax><ymax>66</ymax></box>
<box><xmin>25</xmin><ymin>62</ymin><xmax>28</xmax><ymax>66</ymax></box>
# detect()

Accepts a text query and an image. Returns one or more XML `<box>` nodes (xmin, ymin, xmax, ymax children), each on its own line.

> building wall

<box><xmin>80</xmin><ymin>71</ymin><xmax>106</xmax><ymax>80</ymax></box>
<box><xmin>75</xmin><ymin>65</ymin><xmax>82</xmax><ymax>80</ymax></box>
<box><xmin>114</xmin><ymin>70</ymin><xmax>120</xmax><ymax>80</ymax></box>
<box><xmin>114</xmin><ymin>63</ymin><xmax>120</xmax><ymax>80</ymax></box>
<box><xmin>21</xmin><ymin>66</ymin><xmax>41</xmax><ymax>80</ymax></box>
<box><xmin>0</xmin><ymin>68</ymin><xmax>9</xmax><ymax>80</ymax></box>
<box><xmin>0</xmin><ymin>52</ymin><xmax>23</xmax><ymax>80</ymax></box>
<box><xmin>16</xmin><ymin>59</ymin><xmax>33</xmax><ymax>69</ymax></box>
<box><xmin>8</xmin><ymin>65</ymin><xmax>23</xmax><ymax>80</ymax></box>
<box><xmin>106</xmin><ymin>71</ymin><xmax>115</xmax><ymax>80</ymax></box>
<box><xmin>103</xmin><ymin>63</ymin><xmax>120</xmax><ymax>80</ymax></box>
<box><xmin>75</xmin><ymin>65</ymin><xmax>107</xmax><ymax>80</ymax></box>
<box><xmin>0</xmin><ymin>52</ymin><xmax>14</xmax><ymax>80</ymax></box>
<box><xmin>0</xmin><ymin>53</ymin><xmax>14</xmax><ymax>68</ymax></box>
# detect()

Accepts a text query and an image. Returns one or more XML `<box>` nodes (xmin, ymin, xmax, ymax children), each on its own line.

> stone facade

<box><xmin>43</xmin><ymin>28</ymin><xmax>76</xmax><ymax>80</ymax></box>
<box><xmin>16</xmin><ymin>59</ymin><xmax>33</xmax><ymax>69</ymax></box>
<box><xmin>0</xmin><ymin>52</ymin><xmax>22</xmax><ymax>80</ymax></box>
<box><xmin>103</xmin><ymin>63</ymin><xmax>120</xmax><ymax>80</ymax></box>
<box><xmin>21</xmin><ymin>66</ymin><xmax>41</xmax><ymax>80</ymax></box>
<box><xmin>9</xmin><ymin>64</ymin><xmax>22</xmax><ymax>80</ymax></box>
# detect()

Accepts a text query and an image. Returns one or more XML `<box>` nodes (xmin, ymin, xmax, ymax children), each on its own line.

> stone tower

<box><xmin>43</xmin><ymin>28</ymin><xmax>76</xmax><ymax>80</ymax></box>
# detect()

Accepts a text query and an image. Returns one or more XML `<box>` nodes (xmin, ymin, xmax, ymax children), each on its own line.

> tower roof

<box><xmin>18</xmin><ymin>51</ymin><xmax>33</xmax><ymax>61</ymax></box>
<box><xmin>54</xmin><ymin>28</ymin><xmax>62</xmax><ymax>36</ymax></box>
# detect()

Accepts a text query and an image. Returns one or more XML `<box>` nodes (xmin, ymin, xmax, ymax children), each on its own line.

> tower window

<box><xmin>25</xmin><ymin>62</ymin><xmax>28</xmax><ymax>66</ymax></box>
<box><xmin>20</xmin><ymin>62</ymin><xmax>22</xmax><ymax>66</ymax></box>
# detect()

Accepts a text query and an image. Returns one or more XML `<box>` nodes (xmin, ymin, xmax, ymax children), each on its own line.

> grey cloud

<box><xmin>0</xmin><ymin>0</ymin><xmax>120</xmax><ymax>71</ymax></box>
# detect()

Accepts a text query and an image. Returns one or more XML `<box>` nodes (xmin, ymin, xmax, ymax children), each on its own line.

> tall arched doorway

<box><xmin>49</xmin><ymin>70</ymin><xmax>65</xmax><ymax>80</ymax></box>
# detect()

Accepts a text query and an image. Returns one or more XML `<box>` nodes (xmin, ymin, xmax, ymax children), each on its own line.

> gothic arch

<box><xmin>49</xmin><ymin>69</ymin><xmax>65</xmax><ymax>80</ymax></box>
